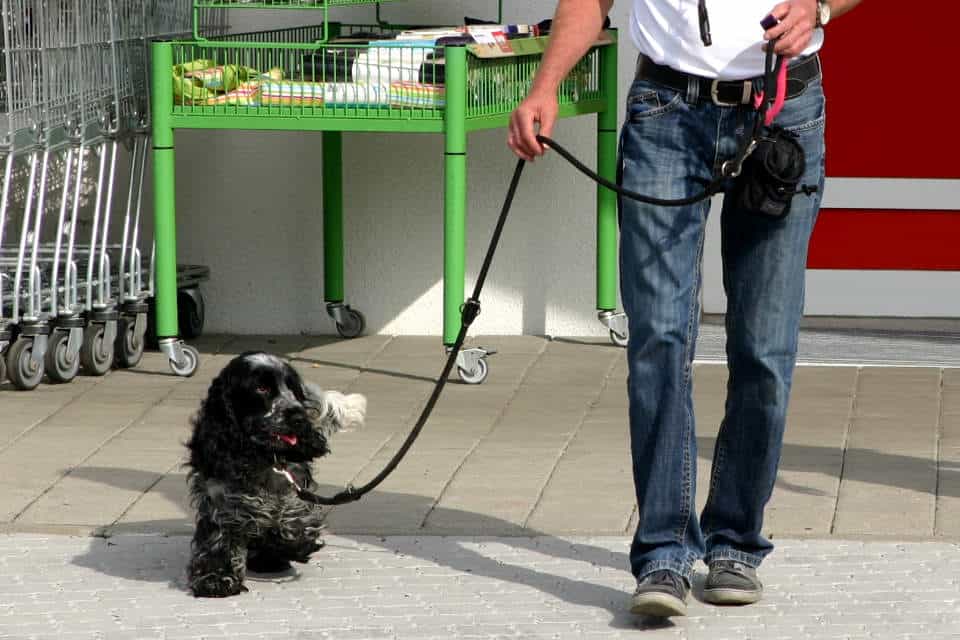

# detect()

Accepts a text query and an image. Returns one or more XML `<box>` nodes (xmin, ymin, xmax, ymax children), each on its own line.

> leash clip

<box><xmin>721</xmin><ymin>139</ymin><xmax>757</xmax><ymax>178</ymax></box>
<box><xmin>460</xmin><ymin>297</ymin><xmax>481</xmax><ymax>327</ymax></box>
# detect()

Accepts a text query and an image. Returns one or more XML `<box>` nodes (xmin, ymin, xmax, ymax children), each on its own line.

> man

<box><xmin>509</xmin><ymin>0</ymin><xmax>861</xmax><ymax>618</ymax></box>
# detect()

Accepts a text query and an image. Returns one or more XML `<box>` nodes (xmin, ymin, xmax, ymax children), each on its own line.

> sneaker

<box><xmin>629</xmin><ymin>570</ymin><xmax>690</xmax><ymax>617</ymax></box>
<box><xmin>702</xmin><ymin>560</ymin><xmax>763</xmax><ymax>605</ymax></box>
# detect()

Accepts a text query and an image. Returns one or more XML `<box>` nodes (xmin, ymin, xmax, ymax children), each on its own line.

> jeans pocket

<box><xmin>627</xmin><ymin>80</ymin><xmax>683</xmax><ymax>122</ymax></box>
<box><xmin>778</xmin><ymin>81</ymin><xmax>826</xmax><ymax>135</ymax></box>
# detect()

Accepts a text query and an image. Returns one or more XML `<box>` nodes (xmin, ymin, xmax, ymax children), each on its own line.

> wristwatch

<box><xmin>815</xmin><ymin>0</ymin><xmax>832</xmax><ymax>28</ymax></box>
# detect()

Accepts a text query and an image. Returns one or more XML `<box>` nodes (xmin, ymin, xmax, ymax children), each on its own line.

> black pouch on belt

<box><xmin>732</xmin><ymin>125</ymin><xmax>808</xmax><ymax>219</ymax></box>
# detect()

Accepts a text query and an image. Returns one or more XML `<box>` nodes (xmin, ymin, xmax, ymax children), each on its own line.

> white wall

<box><xmin>143</xmin><ymin>0</ymin><xmax>637</xmax><ymax>337</ymax></box>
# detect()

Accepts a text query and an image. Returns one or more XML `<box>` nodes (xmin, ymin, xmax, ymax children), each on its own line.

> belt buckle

<box><xmin>710</xmin><ymin>79</ymin><xmax>753</xmax><ymax>106</ymax></box>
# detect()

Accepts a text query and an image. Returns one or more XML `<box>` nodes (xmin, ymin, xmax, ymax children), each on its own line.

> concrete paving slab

<box><xmin>0</xmin><ymin>334</ymin><xmax>959</xmax><ymax>547</ymax></box>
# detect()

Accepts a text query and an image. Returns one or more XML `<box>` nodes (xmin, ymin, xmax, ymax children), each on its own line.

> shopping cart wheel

<box><xmin>81</xmin><ymin>324</ymin><xmax>114</xmax><ymax>376</ymax></box>
<box><xmin>336</xmin><ymin>309</ymin><xmax>366</xmax><ymax>339</ymax></box>
<box><xmin>457</xmin><ymin>357</ymin><xmax>489</xmax><ymax>385</ymax></box>
<box><xmin>170</xmin><ymin>344</ymin><xmax>200</xmax><ymax>378</ymax></box>
<box><xmin>7</xmin><ymin>338</ymin><xmax>44</xmax><ymax>391</ymax></box>
<box><xmin>45</xmin><ymin>331</ymin><xmax>80</xmax><ymax>384</ymax></box>
<box><xmin>115</xmin><ymin>315</ymin><xmax>146</xmax><ymax>369</ymax></box>
<box><xmin>178</xmin><ymin>289</ymin><xmax>205</xmax><ymax>340</ymax></box>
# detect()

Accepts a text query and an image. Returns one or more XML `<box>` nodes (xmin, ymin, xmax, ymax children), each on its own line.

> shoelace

<box><xmin>645</xmin><ymin>570</ymin><xmax>687</xmax><ymax>592</ymax></box>
<box><xmin>712</xmin><ymin>560</ymin><xmax>748</xmax><ymax>574</ymax></box>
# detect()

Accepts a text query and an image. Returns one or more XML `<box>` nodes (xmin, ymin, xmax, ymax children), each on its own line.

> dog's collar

<box><xmin>272</xmin><ymin>465</ymin><xmax>303</xmax><ymax>493</ymax></box>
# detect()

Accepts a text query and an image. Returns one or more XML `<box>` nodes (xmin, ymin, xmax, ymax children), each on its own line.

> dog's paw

<box><xmin>291</xmin><ymin>540</ymin><xmax>324</xmax><ymax>564</ymax></box>
<box><xmin>246</xmin><ymin>553</ymin><xmax>293</xmax><ymax>574</ymax></box>
<box><xmin>190</xmin><ymin>576</ymin><xmax>249</xmax><ymax>598</ymax></box>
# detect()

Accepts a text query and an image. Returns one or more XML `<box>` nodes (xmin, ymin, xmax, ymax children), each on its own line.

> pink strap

<box><xmin>752</xmin><ymin>57</ymin><xmax>791</xmax><ymax>126</ymax></box>
<box><xmin>766</xmin><ymin>58</ymin><xmax>790</xmax><ymax>125</ymax></box>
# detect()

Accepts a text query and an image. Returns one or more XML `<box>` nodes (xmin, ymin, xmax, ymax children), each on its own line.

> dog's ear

<box><xmin>187</xmin><ymin>368</ymin><xmax>238</xmax><ymax>477</ymax></box>
<box><xmin>282</xmin><ymin>360</ymin><xmax>309</xmax><ymax>403</ymax></box>
<box><xmin>304</xmin><ymin>382</ymin><xmax>367</xmax><ymax>436</ymax></box>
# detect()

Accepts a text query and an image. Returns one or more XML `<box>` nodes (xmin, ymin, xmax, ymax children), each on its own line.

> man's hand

<box><xmin>764</xmin><ymin>0</ymin><xmax>818</xmax><ymax>57</ymax></box>
<box><xmin>508</xmin><ymin>88</ymin><xmax>559</xmax><ymax>162</ymax></box>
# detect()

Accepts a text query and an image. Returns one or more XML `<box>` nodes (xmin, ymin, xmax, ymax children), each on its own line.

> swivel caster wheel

<box><xmin>457</xmin><ymin>357</ymin><xmax>489</xmax><ymax>385</ymax></box>
<box><xmin>7</xmin><ymin>337</ymin><xmax>44</xmax><ymax>391</ymax></box>
<box><xmin>599</xmin><ymin>311</ymin><xmax>629</xmax><ymax>348</ymax></box>
<box><xmin>454</xmin><ymin>346</ymin><xmax>495</xmax><ymax>385</ymax></box>
<box><xmin>160</xmin><ymin>339</ymin><xmax>200</xmax><ymax>378</ymax></box>
<box><xmin>170</xmin><ymin>344</ymin><xmax>199</xmax><ymax>377</ymax></box>
<box><xmin>327</xmin><ymin>303</ymin><xmax>365</xmax><ymax>339</ymax></box>
<box><xmin>609</xmin><ymin>329</ymin><xmax>628</xmax><ymax>348</ymax></box>
<box><xmin>81</xmin><ymin>323</ymin><xmax>115</xmax><ymax>376</ymax></box>
<box><xmin>45</xmin><ymin>330</ymin><xmax>80</xmax><ymax>384</ymax></box>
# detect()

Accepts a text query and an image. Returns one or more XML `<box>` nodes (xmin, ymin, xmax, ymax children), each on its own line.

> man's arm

<box><xmin>508</xmin><ymin>0</ymin><xmax>614</xmax><ymax>161</ymax></box>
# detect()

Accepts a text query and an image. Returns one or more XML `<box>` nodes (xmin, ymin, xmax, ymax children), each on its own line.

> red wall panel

<box><xmin>808</xmin><ymin>209</ymin><xmax>960</xmax><ymax>270</ymax></box>
<box><xmin>819</xmin><ymin>1</ymin><xmax>959</xmax><ymax>179</ymax></box>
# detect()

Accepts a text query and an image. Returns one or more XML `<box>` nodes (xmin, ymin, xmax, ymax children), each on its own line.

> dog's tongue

<box><xmin>278</xmin><ymin>434</ymin><xmax>298</xmax><ymax>446</ymax></box>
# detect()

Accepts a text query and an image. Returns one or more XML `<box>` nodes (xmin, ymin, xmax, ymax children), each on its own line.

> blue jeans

<box><xmin>618</xmin><ymin>57</ymin><xmax>826</xmax><ymax>583</ymax></box>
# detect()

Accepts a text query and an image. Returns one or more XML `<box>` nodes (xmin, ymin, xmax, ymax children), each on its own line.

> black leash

<box><xmin>291</xmin><ymin>141</ymin><xmax>728</xmax><ymax>507</ymax></box>
<box><xmin>293</xmin><ymin>159</ymin><xmax>528</xmax><ymax>506</ymax></box>
<box><xmin>292</xmin><ymin>42</ymin><xmax>788</xmax><ymax>508</ymax></box>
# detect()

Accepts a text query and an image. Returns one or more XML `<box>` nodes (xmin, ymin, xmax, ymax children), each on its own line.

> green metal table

<box><xmin>150</xmin><ymin>18</ymin><xmax>623</xmax><ymax>382</ymax></box>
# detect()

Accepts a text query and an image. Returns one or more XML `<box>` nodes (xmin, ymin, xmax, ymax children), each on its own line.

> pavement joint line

<box><xmin>103</xmin><ymin>457</ymin><xmax>187</xmax><ymax>537</ymax></box>
<box><xmin>11</xmin><ymin>382</ymin><xmax>187</xmax><ymax>523</ymax></box>
<box><xmin>417</xmin><ymin>337</ymin><xmax>552</xmax><ymax>530</ymax></box>
<box><xmin>829</xmin><ymin>365</ymin><xmax>861</xmax><ymax>536</ymax></box>
<box><xmin>625</xmin><ymin>504</ymin><xmax>638</xmax><ymax>536</ymax></box>
<box><xmin>288</xmin><ymin>335</ymin><xmax>397</xmax><ymax>385</ymax></box>
<box><xmin>521</xmin><ymin>347</ymin><xmax>623</xmax><ymax>530</ymax></box>
<box><xmin>8</xmin><ymin>336</ymin><xmax>236</xmax><ymax>524</ymax></box>
<box><xmin>934</xmin><ymin>367</ymin><xmax>945</xmax><ymax>535</ymax></box>
<box><xmin>0</xmin><ymin>377</ymin><xmax>104</xmax><ymax>457</ymax></box>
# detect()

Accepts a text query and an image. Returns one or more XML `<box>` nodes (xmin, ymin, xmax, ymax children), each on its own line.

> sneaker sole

<box><xmin>702</xmin><ymin>587</ymin><xmax>762</xmax><ymax>605</ymax></box>
<box><xmin>629</xmin><ymin>592</ymin><xmax>688</xmax><ymax>617</ymax></box>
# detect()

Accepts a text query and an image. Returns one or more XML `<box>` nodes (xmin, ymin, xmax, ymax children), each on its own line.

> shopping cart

<box><xmin>1</xmin><ymin>0</ymin><xmax>46</xmax><ymax>388</ymax></box>
<box><xmin>1</xmin><ymin>0</ymin><xmax>213</xmax><ymax>389</ymax></box>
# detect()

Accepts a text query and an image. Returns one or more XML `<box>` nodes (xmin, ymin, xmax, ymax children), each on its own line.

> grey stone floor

<box><xmin>1</xmin><ymin>332</ymin><xmax>959</xmax><ymax>639</ymax></box>
<box><xmin>1</xmin><ymin>333</ymin><xmax>957</xmax><ymax>540</ymax></box>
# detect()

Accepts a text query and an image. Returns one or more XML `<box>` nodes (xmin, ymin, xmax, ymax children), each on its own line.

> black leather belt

<box><xmin>636</xmin><ymin>53</ymin><xmax>821</xmax><ymax>106</ymax></box>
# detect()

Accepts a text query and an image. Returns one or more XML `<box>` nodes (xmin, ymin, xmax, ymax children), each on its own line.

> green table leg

<box><xmin>323</xmin><ymin>131</ymin><xmax>344</xmax><ymax>304</ymax></box>
<box><xmin>443</xmin><ymin>46</ymin><xmax>468</xmax><ymax>346</ymax></box>
<box><xmin>151</xmin><ymin>42</ymin><xmax>178</xmax><ymax>340</ymax></box>
<box><xmin>596</xmin><ymin>41</ymin><xmax>619</xmax><ymax>313</ymax></box>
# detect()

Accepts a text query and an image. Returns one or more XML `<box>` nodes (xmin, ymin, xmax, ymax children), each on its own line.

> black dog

<box><xmin>185</xmin><ymin>351</ymin><xmax>366</xmax><ymax>597</ymax></box>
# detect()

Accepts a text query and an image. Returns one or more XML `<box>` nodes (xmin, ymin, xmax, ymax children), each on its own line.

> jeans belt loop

<box><xmin>710</xmin><ymin>79</ymin><xmax>753</xmax><ymax>106</ymax></box>
<box><xmin>686</xmin><ymin>74</ymin><xmax>700</xmax><ymax>104</ymax></box>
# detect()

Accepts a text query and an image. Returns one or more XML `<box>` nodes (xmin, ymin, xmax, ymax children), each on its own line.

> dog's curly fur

<box><xmin>185</xmin><ymin>351</ymin><xmax>366</xmax><ymax>598</ymax></box>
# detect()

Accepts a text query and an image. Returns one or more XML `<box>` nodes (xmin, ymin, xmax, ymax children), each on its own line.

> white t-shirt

<box><xmin>629</xmin><ymin>0</ymin><xmax>824</xmax><ymax>80</ymax></box>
